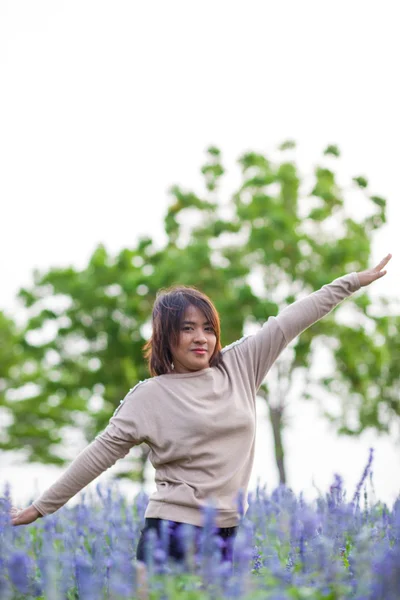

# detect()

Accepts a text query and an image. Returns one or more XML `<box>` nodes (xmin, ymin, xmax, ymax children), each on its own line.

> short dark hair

<box><xmin>143</xmin><ymin>286</ymin><xmax>223</xmax><ymax>376</ymax></box>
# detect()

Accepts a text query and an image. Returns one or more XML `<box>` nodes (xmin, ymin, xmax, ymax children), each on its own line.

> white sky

<box><xmin>1</xmin><ymin>1</ymin><xmax>399</xmax><ymax>507</ymax></box>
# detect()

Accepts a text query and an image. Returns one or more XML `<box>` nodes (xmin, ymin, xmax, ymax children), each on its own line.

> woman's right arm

<box><xmin>11</xmin><ymin>384</ymin><xmax>149</xmax><ymax>525</ymax></box>
<box><xmin>34</xmin><ymin>428</ymin><xmax>136</xmax><ymax>516</ymax></box>
<box><xmin>11</xmin><ymin>428</ymin><xmax>135</xmax><ymax>525</ymax></box>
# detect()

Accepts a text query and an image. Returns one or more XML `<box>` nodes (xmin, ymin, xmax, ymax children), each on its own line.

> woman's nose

<box><xmin>194</xmin><ymin>329</ymin><xmax>207</xmax><ymax>343</ymax></box>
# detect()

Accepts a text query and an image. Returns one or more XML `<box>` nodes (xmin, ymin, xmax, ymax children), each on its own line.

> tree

<box><xmin>0</xmin><ymin>311</ymin><xmax>24</xmax><ymax>450</ymax></box>
<box><xmin>0</xmin><ymin>244</ymin><xmax>157</xmax><ymax>477</ymax></box>
<box><xmin>1</xmin><ymin>142</ymin><xmax>398</xmax><ymax>484</ymax></box>
<box><xmin>156</xmin><ymin>143</ymin><xmax>399</xmax><ymax>483</ymax></box>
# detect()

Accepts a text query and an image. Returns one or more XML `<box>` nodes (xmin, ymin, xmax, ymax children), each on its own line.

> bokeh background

<box><xmin>1</xmin><ymin>1</ymin><xmax>399</xmax><ymax>509</ymax></box>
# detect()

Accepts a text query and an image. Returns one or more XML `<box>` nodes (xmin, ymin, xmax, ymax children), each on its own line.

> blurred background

<box><xmin>1</xmin><ymin>1</ymin><xmax>399</xmax><ymax>509</ymax></box>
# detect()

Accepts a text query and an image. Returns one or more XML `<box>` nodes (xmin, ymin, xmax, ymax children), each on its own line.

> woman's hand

<box><xmin>357</xmin><ymin>253</ymin><xmax>392</xmax><ymax>287</ymax></box>
<box><xmin>10</xmin><ymin>504</ymin><xmax>42</xmax><ymax>526</ymax></box>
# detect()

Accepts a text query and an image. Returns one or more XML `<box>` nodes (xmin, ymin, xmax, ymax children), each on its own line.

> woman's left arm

<box><xmin>224</xmin><ymin>255</ymin><xmax>391</xmax><ymax>391</ymax></box>
<box><xmin>276</xmin><ymin>253</ymin><xmax>392</xmax><ymax>344</ymax></box>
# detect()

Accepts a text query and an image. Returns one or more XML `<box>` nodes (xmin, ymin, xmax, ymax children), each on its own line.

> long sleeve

<box><xmin>222</xmin><ymin>272</ymin><xmax>360</xmax><ymax>391</ymax></box>
<box><xmin>274</xmin><ymin>272</ymin><xmax>360</xmax><ymax>342</ymax></box>
<box><xmin>32</xmin><ymin>427</ymin><xmax>135</xmax><ymax>516</ymax></box>
<box><xmin>32</xmin><ymin>381</ymin><xmax>152</xmax><ymax>516</ymax></box>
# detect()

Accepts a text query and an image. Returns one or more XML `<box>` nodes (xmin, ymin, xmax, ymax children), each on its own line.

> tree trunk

<box><xmin>138</xmin><ymin>446</ymin><xmax>150</xmax><ymax>484</ymax></box>
<box><xmin>268</xmin><ymin>403</ymin><xmax>286</xmax><ymax>485</ymax></box>
<box><xmin>258</xmin><ymin>387</ymin><xmax>287</xmax><ymax>485</ymax></box>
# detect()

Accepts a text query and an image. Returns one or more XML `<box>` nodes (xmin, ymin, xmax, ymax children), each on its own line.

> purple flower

<box><xmin>252</xmin><ymin>545</ymin><xmax>263</xmax><ymax>572</ymax></box>
<box><xmin>108</xmin><ymin>550</ymin><xmax>136</xmax><ymax>597</ymax></box>
<box><xmin>8</xmin><ymin>550</ymin><xmax>32</xmax><ymax>595</ymax></box>
<box><xmin>329</xmin><ymin>473</ymin><xmax>344</xmax><ymax>507</ymax></box>
<box><xmin>134</xmin><ymin>489</ymin><xmax>149</xmax><ymax>523</ymax></box>
<box><xmin>4</xmin><ymin>465</ymin><xmax>400</xmax><ymax>597</ymax></box>
<box><xmin>370</xmin><ymin>542</ymin><xmax>400</xmax><ymax>599</ymax></box>
<box><xmin>352</xmin><ymin>447</ymin><xmax>374</xmax><ymax>506</ymax></box>
<box><xmin>75</xmin><ymin>551</ymin><xmax>103</xmax><ymax>600</ymax></box>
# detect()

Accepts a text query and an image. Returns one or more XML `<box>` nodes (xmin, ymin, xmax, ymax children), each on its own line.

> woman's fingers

<box><xmin>10</xmin><ymin>507</ymin><xmax>22</xmax><ymax>525</ymax></box>
<box><xmin>374</xmin><ymin>253</ymin><xmax>392</xmax><ymax>272</ymax></box>
<box><xmin>357</xmin><ymin>254</ymin><xmax>392</xmax><ymax>287</ymax></box>
<box><xmin>10</xmin><ymin>505</ymin><xmax>41</xmax><ymax>526</ymax></box>
<box><xmin>10</xmin><ymin>506</ymin><xmax>27</xmax><ymax>525</ymax></box>
<box><xmin>374</xmin><ymin>269</ymin><xmax>387</xmax><ymax>279</ymax></box>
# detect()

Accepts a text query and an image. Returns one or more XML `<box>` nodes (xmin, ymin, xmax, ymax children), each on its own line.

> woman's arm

<box><xmin>276</xmin><ymin>254</ymin><xmax>391</xmax><ymax>344</ymax></box>
<box><xmin>10</xmin><ymin>382</ymin><xmax>150</xmax><ymax>525</ymax></box>
<box><xmin>10</xmin><ymin>429</ymin><xmax>134</xmax><ymax>525</ymax></box>
<box><xmin>225</xmin><ymin>254</ymin><xmax>392</xmax><ymax>391</ymax></box>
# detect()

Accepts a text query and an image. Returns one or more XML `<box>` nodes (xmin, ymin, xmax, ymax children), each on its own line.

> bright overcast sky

<box><xmin>1</xmin><ymin>1</ymin><xmax>399</xmax><ymax>505</ymax></box>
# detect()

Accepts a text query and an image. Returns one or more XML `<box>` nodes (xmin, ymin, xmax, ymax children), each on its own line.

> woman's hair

<box><xmin>143</xmin><ymin>286</ymin><xmax>223</xmax><ymax>376</ymax></box>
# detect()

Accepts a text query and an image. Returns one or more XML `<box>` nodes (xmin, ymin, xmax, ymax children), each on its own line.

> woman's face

<box><xmin>170</xmin><ymin>304</ymin><xmax>217</xmax><ymax>374</ymax></box>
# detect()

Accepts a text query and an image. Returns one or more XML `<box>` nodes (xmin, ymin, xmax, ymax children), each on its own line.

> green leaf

<box><xmin>353</xmin><ymin>176</ymin><xmax>368</xmax><ymax>188</ymax></box>
<box><xmin>278</xmin><ymin>139</ymin><xmax>296</xmax><ymax>151</ymax></box>
<box><xmin>206</xmin><ymin>145</ymin><xmax>221</xmax><ymax>157</ymax></box>
<box><xmin>323</xmin><ymin>144</ymin><xmax>340</xmax><ymax>157</ymax></box>
<box><xmin>370</xmin><ymin>195</ymin><xmax>386</xmax><ymax>209</ymax></box>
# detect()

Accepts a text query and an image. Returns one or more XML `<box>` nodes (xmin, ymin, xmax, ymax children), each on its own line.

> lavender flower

<box><xmin>135</xmin><ymin>489</ymin><xmax>149</xmax><ymax>522</ymax></box>
<box><xmin>2</xmin><ymin>467</ymin><xmax>400</xmax><ymax>599</ymax></box>
<box><xmin>352</xmin><ymin>447</ymin><xmax>374</xmax><ymax>506</ymax></box>
<box><xmin>369</xmin><ymin>542</ymin><xmax>400</xmax><ymax>600</ymax></box>
<box><xmin>75</xmin><ymin>550</ymin><xmax>103</xmax><ymax>600</ymax></box>
<box><xmin>7</xmin><ymin>550</ymin><xmax>32</xmax><ymax>595</ymax></box>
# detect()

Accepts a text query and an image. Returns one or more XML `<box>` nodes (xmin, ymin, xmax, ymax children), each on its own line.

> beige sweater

<box><xmin>32</xmin><ymin>273</ymin><xmax>360</xmax><ymax>527</ymax></box>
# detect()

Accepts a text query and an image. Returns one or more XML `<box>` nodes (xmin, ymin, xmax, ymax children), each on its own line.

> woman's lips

<box><xmin>191</xmin><ymin>349</ymin><xmax>207</xmax><ymax>354</ymax></box>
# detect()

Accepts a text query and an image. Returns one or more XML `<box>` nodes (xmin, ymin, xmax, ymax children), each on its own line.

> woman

<box><xmin>10</xmin><ymin>254</ymin><xmax>392</xmax><ymax>564</ymax></box>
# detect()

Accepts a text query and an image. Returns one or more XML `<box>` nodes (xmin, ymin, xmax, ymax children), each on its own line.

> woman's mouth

<box><xmin>191</xmin><ymin>349</ymin><xmax>207</xmax><ymax>355</ymax></box>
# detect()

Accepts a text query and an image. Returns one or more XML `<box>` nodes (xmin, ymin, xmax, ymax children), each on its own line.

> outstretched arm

<box><xmin>276</xmin><ymin>253</ymin><xmax>391</xmax><ymax>344</ymax></box>
<box><xmin>9</xmin><ymin>384</ymin><xmax>148</xmax><ymax>525</ymax></box>
<box><xmin>231</xmin><ymin>254</ymin><xmax>392</xmax><ymax>391</ymax></box>
<box><xmin>10</xmin><ymin>432</ymin><xmax>134</xmax><ymax>526</ymax></box>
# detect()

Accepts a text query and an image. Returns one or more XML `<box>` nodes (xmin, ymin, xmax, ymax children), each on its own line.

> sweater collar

<box><xmin>157</xmin><ymin>367</ymin><xmax>213</xmax><ymax>379</ymax></box>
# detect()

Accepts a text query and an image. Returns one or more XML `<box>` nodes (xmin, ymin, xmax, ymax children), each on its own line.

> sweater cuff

<box><xmin>350</xmin><ymin>272</ymin><xmax>361</xmax><ymax>291</ymax></box>
<box><xmin>31</xmin><ymin>502</ymin><xmax>45</xmax><ymax>517</ymax></box>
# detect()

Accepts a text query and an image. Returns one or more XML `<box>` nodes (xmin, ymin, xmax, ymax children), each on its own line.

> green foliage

<box><xmin>201</xmin><ymin>146</ymin><xmax>225</xmax><ymax>191</ymax></box>
<box><xmin>1</xmin><ymin>143</ymin><xmax>398</xmax><ymax>485</ymax></box>
<box><xmin>323</xmin><ymin>144</ymin><xmax>340</xmax><ymax>157</ymax></box>
<box><xmin>353</xmin><ymin>176</ymin><xmax>368</xmax><ymax>189</ymax></box>
<box><xmin>0</xmin><ymin>311</ymin><xmax>22</xmax><ymax>387</ymax></box>
<box><xmin>278</xmin><ymin>139</ymin><xmax>296</xmax><ymax>151</ymax></box>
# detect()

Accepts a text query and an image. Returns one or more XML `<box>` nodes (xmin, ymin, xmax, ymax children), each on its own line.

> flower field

<box><xmin>1</xmin><ymin>465</ymin><xmax>399</xmax><ymax>599</ymax></box>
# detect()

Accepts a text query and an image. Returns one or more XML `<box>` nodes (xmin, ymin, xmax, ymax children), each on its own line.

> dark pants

<box><xmin>136</xmin><ymin>517</ymin><xmax>237</xmax><ymax>564</ymax></box>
